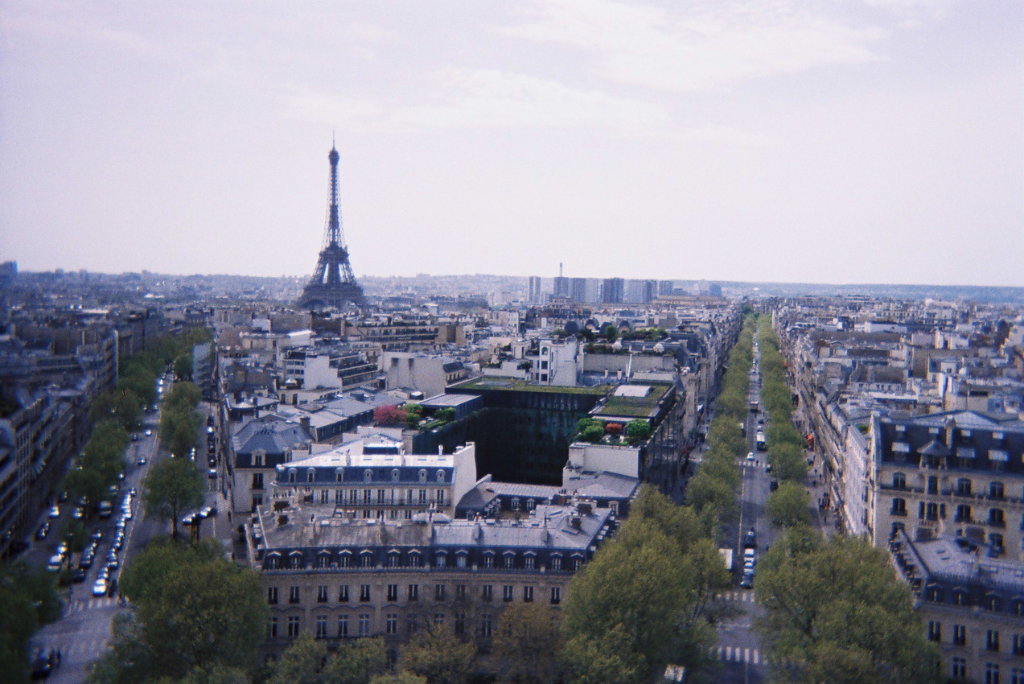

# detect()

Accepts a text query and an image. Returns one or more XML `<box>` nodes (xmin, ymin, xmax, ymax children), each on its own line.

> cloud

<box><xmin>283</xmin><ymin>69</ymin><xmax>669</xmax><ymax>133</ymax></box>
<box><xmin>505</xmin><ymin>0</ymin><xmax>889</xmax><ymax>92</ymax></box>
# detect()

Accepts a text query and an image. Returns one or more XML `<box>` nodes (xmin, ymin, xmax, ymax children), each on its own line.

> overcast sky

<box><xmin>1</xmin><ymin>1</ymin><xmax>1021</xmax><ymax>286</ymax></box>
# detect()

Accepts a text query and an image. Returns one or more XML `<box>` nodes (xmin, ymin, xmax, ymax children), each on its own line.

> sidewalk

<box><xmin>805</xmin><ymin>455</ymin><xmax>835</xmax><ymax>539</ymax></box>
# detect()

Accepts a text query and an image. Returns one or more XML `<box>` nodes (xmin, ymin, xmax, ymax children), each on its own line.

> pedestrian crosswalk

<box><xmin>738</xmin><ymin>459</ymin><xmax>769</xmax><ymax>469</ymax></box>
<box><xmin>712</xmin><ymin>645</ymin><xmax>761</xmax><ymax>664</ymax></box>
<box><xmin>46</xmin><ymin>637</ymin><xmax>109</xmax><ymax>660</ymax></box>
<box><xmin>66</xmin><ymin>596</ymin><xmax>122</xmax><ymax>613</ymax></box>
<box><xmin>716</xmin><ymin>591</ymin><xmax>756</xmax><ymax>603</ymax></box>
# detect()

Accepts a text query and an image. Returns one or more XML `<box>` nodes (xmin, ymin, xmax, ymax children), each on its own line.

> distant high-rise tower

<box><xmin>298</xmin><ymin>145</ymin><xmax>366</xmax><ymax>310</ymax></box>
<box><xmin>528</xmin><ymin>276</ymin><xmax>542</xmax><ymax>303</ymax></box>
<box><xmin>602</xmin><ymin>277</ymin><xmax>624</xmax><ymax>304</ymax></box>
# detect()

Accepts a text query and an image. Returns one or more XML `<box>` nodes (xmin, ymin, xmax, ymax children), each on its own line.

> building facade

<box><xmin>249</xmin><ymin>499</ymin><xmax>614</xmax><ymax>655</ymax></box>
<box><xmin>871</xmin><ymin>410</ymin><xmax>1024</xmax><ymax>556</ymax></box>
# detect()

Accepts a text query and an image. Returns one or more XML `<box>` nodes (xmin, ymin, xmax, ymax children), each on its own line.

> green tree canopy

<box><xmin>755</xmin><ymin>528</ymin><xmax>940</xmax><ymax>684</ymax></box>
<box><xmin>102</xmin><ymin>539</ymin><xmax>268</xmax><ymax>683</ymax></box>
<box><xmin>143</xmin><ymin>456</ymin><xmax>206</xmax><ymax>540</ymax></box>
<box><xmin>401</xmin><ymin>626</ymin><xmax>477</xmax><ymax>684</ymax></box>
<box><xmin>624</xmin><ymin>420</ymin><xmax>651</xmax><ymax>445</ymax></box>
<box><xmin>492</xmin><ymin>602</ymin><xmax>562</xmax><ymax>684</ymax></box>
<box><xmin>766</xmin><ymin>481</ymin><xmax>812</xmax><ymax>528</ymax></box>
<box><xmin>0</xmin><ymin>561</ymin><xmax>60</xmax><ymax>684</ymax></box>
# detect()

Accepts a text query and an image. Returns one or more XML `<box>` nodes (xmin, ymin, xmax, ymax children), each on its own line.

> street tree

<box><xmin>268</xmin><ymin>634</ymin><xmax>328</xmax><ymax>684</ymax></box>
<box><xmin>562</xmin><ymin>518</ymin><xmax>691</xmax><ymax>682</ymax></box>
<box><xmin>368</xmin><ymin>674</ymin><xmax>426</xmax><ymax>684</ymax></box>
<box><xmin>115</xmin><ymin>539</ymin><xmax>268</xmax><ymax>682</ymax></box>
<box><xmin>0</xmin><ymin>561</ymin><xmax>60</xmax><ymax>684</ymax></box>
<box><xmin>755</xmin><ymin>528</ymin><xmax>941</xmax><ymax>684</ymax></box>
<box><xmin>143</xmin><ymin>456</ymin><xmax>206</xmax><ymax>540</ymax></box>
<box><xmin>174</xmin><ymin>353</ymin><xmax>194</xmax><ymax>382</ymax></box>
<box><xmin>492</xmin><ymin>602</ymin><xmax>561</xmax><ymax>684</ymax></box>
<box><xmin>400</xmin><ymin>627</ymin><xmax>476</xmax><ymax>684</ymax></box>
<box><xmin>766</xmin><ymin>481</ymin><xmax>812</xmax><ymax>528</ymax></box>
<box><xmin>321</xmin><ymin>637</ymin><xmax>387</xmax><ymax>684</ymax></box>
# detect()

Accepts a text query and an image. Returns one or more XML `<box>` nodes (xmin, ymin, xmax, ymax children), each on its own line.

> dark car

<box><xmin>769</xmin><ymin>479</ymin><xmax>779</xmax><ymax>492</ymax></box>
<box><xmin>743</xmin><ymin>528</ymin><xmax>757</xmax><ymax>549</ymax></box>
<box><xmin>740</xmin><ymin>570</ymin><xmax>754</xmax><ymax>589</ymax></box>
<box><xmin>70</xmin><ymin>568</ymin><xmax>87</xmax><ymax>583</ymax></box>
<box><xmin>36</xmin><ymin>521</ymin><xmax>51</xmax><ymax>540</ymax></box>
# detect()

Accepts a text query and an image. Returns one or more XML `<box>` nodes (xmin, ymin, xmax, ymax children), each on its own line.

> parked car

<box><xmin>137</xmin><ymin>455</ymin><xmax>147</xmax><ymax>466</ymax></box>
<box><xmin>740</xmin><ymin>570</ymin><xmax>754</xmax><ymax>589</ymax></box>
<box><xmin>36</xmin><ymin>521</ymin><xmax>50</xmax><ymax>540</ymax></box>
<box><xmin>144</xmin><ymin>429</ymin><xmax>152</xmax><ymax>437</ymax></box>
<box><xmin>743</xmin><ymin>528</ymin><xmax>757</xmax><ymax>549</ymax></box>
<box><xmin>70</xmin><ymin>568</ymin><xmax>87</xmax><ymax>584</ymax></box>
<box><xmin>769</xmin><ymin>479</ymin><xmax>779</xmax><ymax>491</ymax></box>
<box><xmin>92</xmin><ymin>579</ymin><xmax>107</xmax><ymax>597</ymax></box>
<box><xmin>47</xmin><ymin>506</ymin><xmax>60</xmax><ymax>519</ymax></box>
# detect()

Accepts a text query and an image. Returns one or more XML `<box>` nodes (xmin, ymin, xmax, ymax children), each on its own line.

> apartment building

<box><xmin>871</xmin><ymin>410</ymin><xmax>1024</xmax><ymax>555</ymax></box>
<box><xmin>248</xmin><ymin>498</ymin><xmax>614</xmax><ymax>655</ymax></box>
<box><xmin>269</xmin><ymin>433</ymin><xmax>477</xmax><ymax>520</ymax></box>
<box><xmin>892</xmin><ymin>530</ymin><xmax>1024</xmax><ymax>683</ymax></box>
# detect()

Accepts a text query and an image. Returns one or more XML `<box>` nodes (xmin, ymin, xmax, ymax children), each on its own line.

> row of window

<box><xmin>286</xmin><ymin>468</ymin><xmax>449</xmax><ymax>484</ymax></box>
<box><xmin>928</xmin><ymin>621</ymin><xmax>1024</xmax><ymax>654</ymax></box>
<box><xmin>266</xmin><ymin>550</ymin><xmax>581</xmax><ymax>571</ymax></box>
<box><xmin>891</xmin><ymin>473</ymin><xmax>1010</xmax><ymax>499</ymax></box>
<box><xmin>269</xmin><ymin>605</ymin><xmax>549</xmax><ymax>641</ymax></box>
<box><xmin>925</xmin><ymin>588</ymin><xmax>1024</xmax><ymax>613</ymax></box>
<box><xmin>890</xmin><ymin>498</ymin><xmax>1008</xmax><ymax>526</ymax></box>
<box><xmin>269</xmin><ymin>583</ymin><xmax>562</xmax><ymax>605</ymax></box>
<box><xmin>303</xmin><ymin>488</ymin><xmax>449</xmax><ymax>506</ymax></box>
<box><xmin>951</xmin><ymin>659</ymin><xmax>1024</xmax><ymax>684</ymax></box>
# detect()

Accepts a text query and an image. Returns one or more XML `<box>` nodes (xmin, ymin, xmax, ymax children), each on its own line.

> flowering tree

<box><xmin>374</xmin><ymin>404</ymin><xmax>406</xmax><ymax>426</ymax></box>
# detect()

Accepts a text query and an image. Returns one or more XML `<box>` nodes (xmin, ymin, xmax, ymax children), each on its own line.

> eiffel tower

<box><xmin>297</xmin><ymin>144</ymin><xmax>366</xmax><ymax>310</ymax></box>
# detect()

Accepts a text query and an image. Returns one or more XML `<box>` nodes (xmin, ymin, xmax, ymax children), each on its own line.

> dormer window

<box><xmin>287</xmin><ymin>469</ymin><xmax>297</xmax><ymax>484</ymax></box>
<box><xmin>436</xmin><ymin>470</ymin><xmax>445</xmax><ymax>483</ymax></box>
<box><xmin>307</xmin><ymin>469</ymin><xmax>315</xmax><ymax>483</ymax></box>
<box><xmin>391</xmin><ymin>469</ymin><xmax>400</xmax><ymax>482</ymax></box>
<box><xmin>335</xmin><ymin>469</ymin><xmax>344</xmax><ymax>483</ymax></box>
<box><xmin>364</xmin><ymin>469</ymin><xmax>373</xmax><ymax>483</ymax></box>
<box><xmin>419</xmin><ymin>469</ymin><xmax>428</xmax><ymax>483</ymax></box>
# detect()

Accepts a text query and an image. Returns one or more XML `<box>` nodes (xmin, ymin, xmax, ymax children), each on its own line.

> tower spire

<box><xmin>297</xmin><ymin>144</ymin><xmax>365</xmax><ymax>310</ymax></box>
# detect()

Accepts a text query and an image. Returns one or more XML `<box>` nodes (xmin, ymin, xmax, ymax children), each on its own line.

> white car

<box><xmin>92</xmin><ymin>578</ymin><xmax>107</xmax><ymax>597</ymax></box>
<box><xmin>48</xmin><ymin>505</ymin><xmax>60</xmax><ymax>518</ymax></box>
<box><xmin>746</xmin><ymin>451</ymin><xmax>755</xmax><ymax>461</ymax></box>
<box><xmin>144</xmin><ymin>429</ymin><xmax>153</xmax><ymax>437</ymax></box>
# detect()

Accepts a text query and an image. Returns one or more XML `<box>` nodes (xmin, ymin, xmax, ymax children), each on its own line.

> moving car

<box><xmin>138</xmin><ymin>455</ymin><xmax>147</xmax><ymax>466</ymax></box>
<box><xmin>743</xmin><ymin>528</ymin><xmax>757</xmax><ymax>549</ymax></box>
<box><xmin>47</xmin><ymin>506</ymin><xmax>60</xmax><ymax>519</ymax></box>
<box><xmin>144</xmin><ymin>429</ymin><xmax>152</xmax><ymax>437</ymax></box>
<box><xmin>746</xmin><ymin>451</ymin><xmax>755</xmax><ymax>462</ymax></box>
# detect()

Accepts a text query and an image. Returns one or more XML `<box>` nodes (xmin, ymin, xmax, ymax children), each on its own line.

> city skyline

<box><xmin>1</xmin><ymin>1</ymin><xmax>1022</xmax><ymax>286</ymax></box>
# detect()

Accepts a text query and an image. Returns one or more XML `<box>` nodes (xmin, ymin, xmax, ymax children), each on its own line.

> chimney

<box><xmin>300</xmin><ymin>416</ymin><xmax>311</xmax><ymax>433</ymax></box>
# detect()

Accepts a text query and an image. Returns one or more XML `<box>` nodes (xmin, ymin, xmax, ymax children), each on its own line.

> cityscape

<box><xmin>2</xmin><ymin>3</ymin><xmax>1023</xmax><ymax>684</ymax></box>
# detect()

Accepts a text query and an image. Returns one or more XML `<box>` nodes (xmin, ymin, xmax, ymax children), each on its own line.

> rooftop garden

<box><xmin>591</xmin><ymin>383</ymin><xmax>673</xmax><ymax>419</ymax></box>
<box><xmin>453</xmin><ymin>377</ymin><xmax>609</xmax><ymax>396</ymax></box>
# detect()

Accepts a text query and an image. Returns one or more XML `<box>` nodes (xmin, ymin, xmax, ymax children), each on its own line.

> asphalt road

<box><xmin>713</xmin><ymin>342</ymin><xmax>771</xmax><ymax>684</ymax></box>
<box><xmin>29</xmin><ymin>407</ymin><xmax>162</xmax><ymax>684</ymax></box>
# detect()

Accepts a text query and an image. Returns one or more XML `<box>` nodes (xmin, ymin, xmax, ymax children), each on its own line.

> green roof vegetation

<box><xmin>592</xmin><ymin>383</ymin><xmax>673</xmax><ymax>418</ymax></box>
<box><xmin>453</xmin><ymin>377</ymin><xmax>609</xmax><ymax>396</ymax></box>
